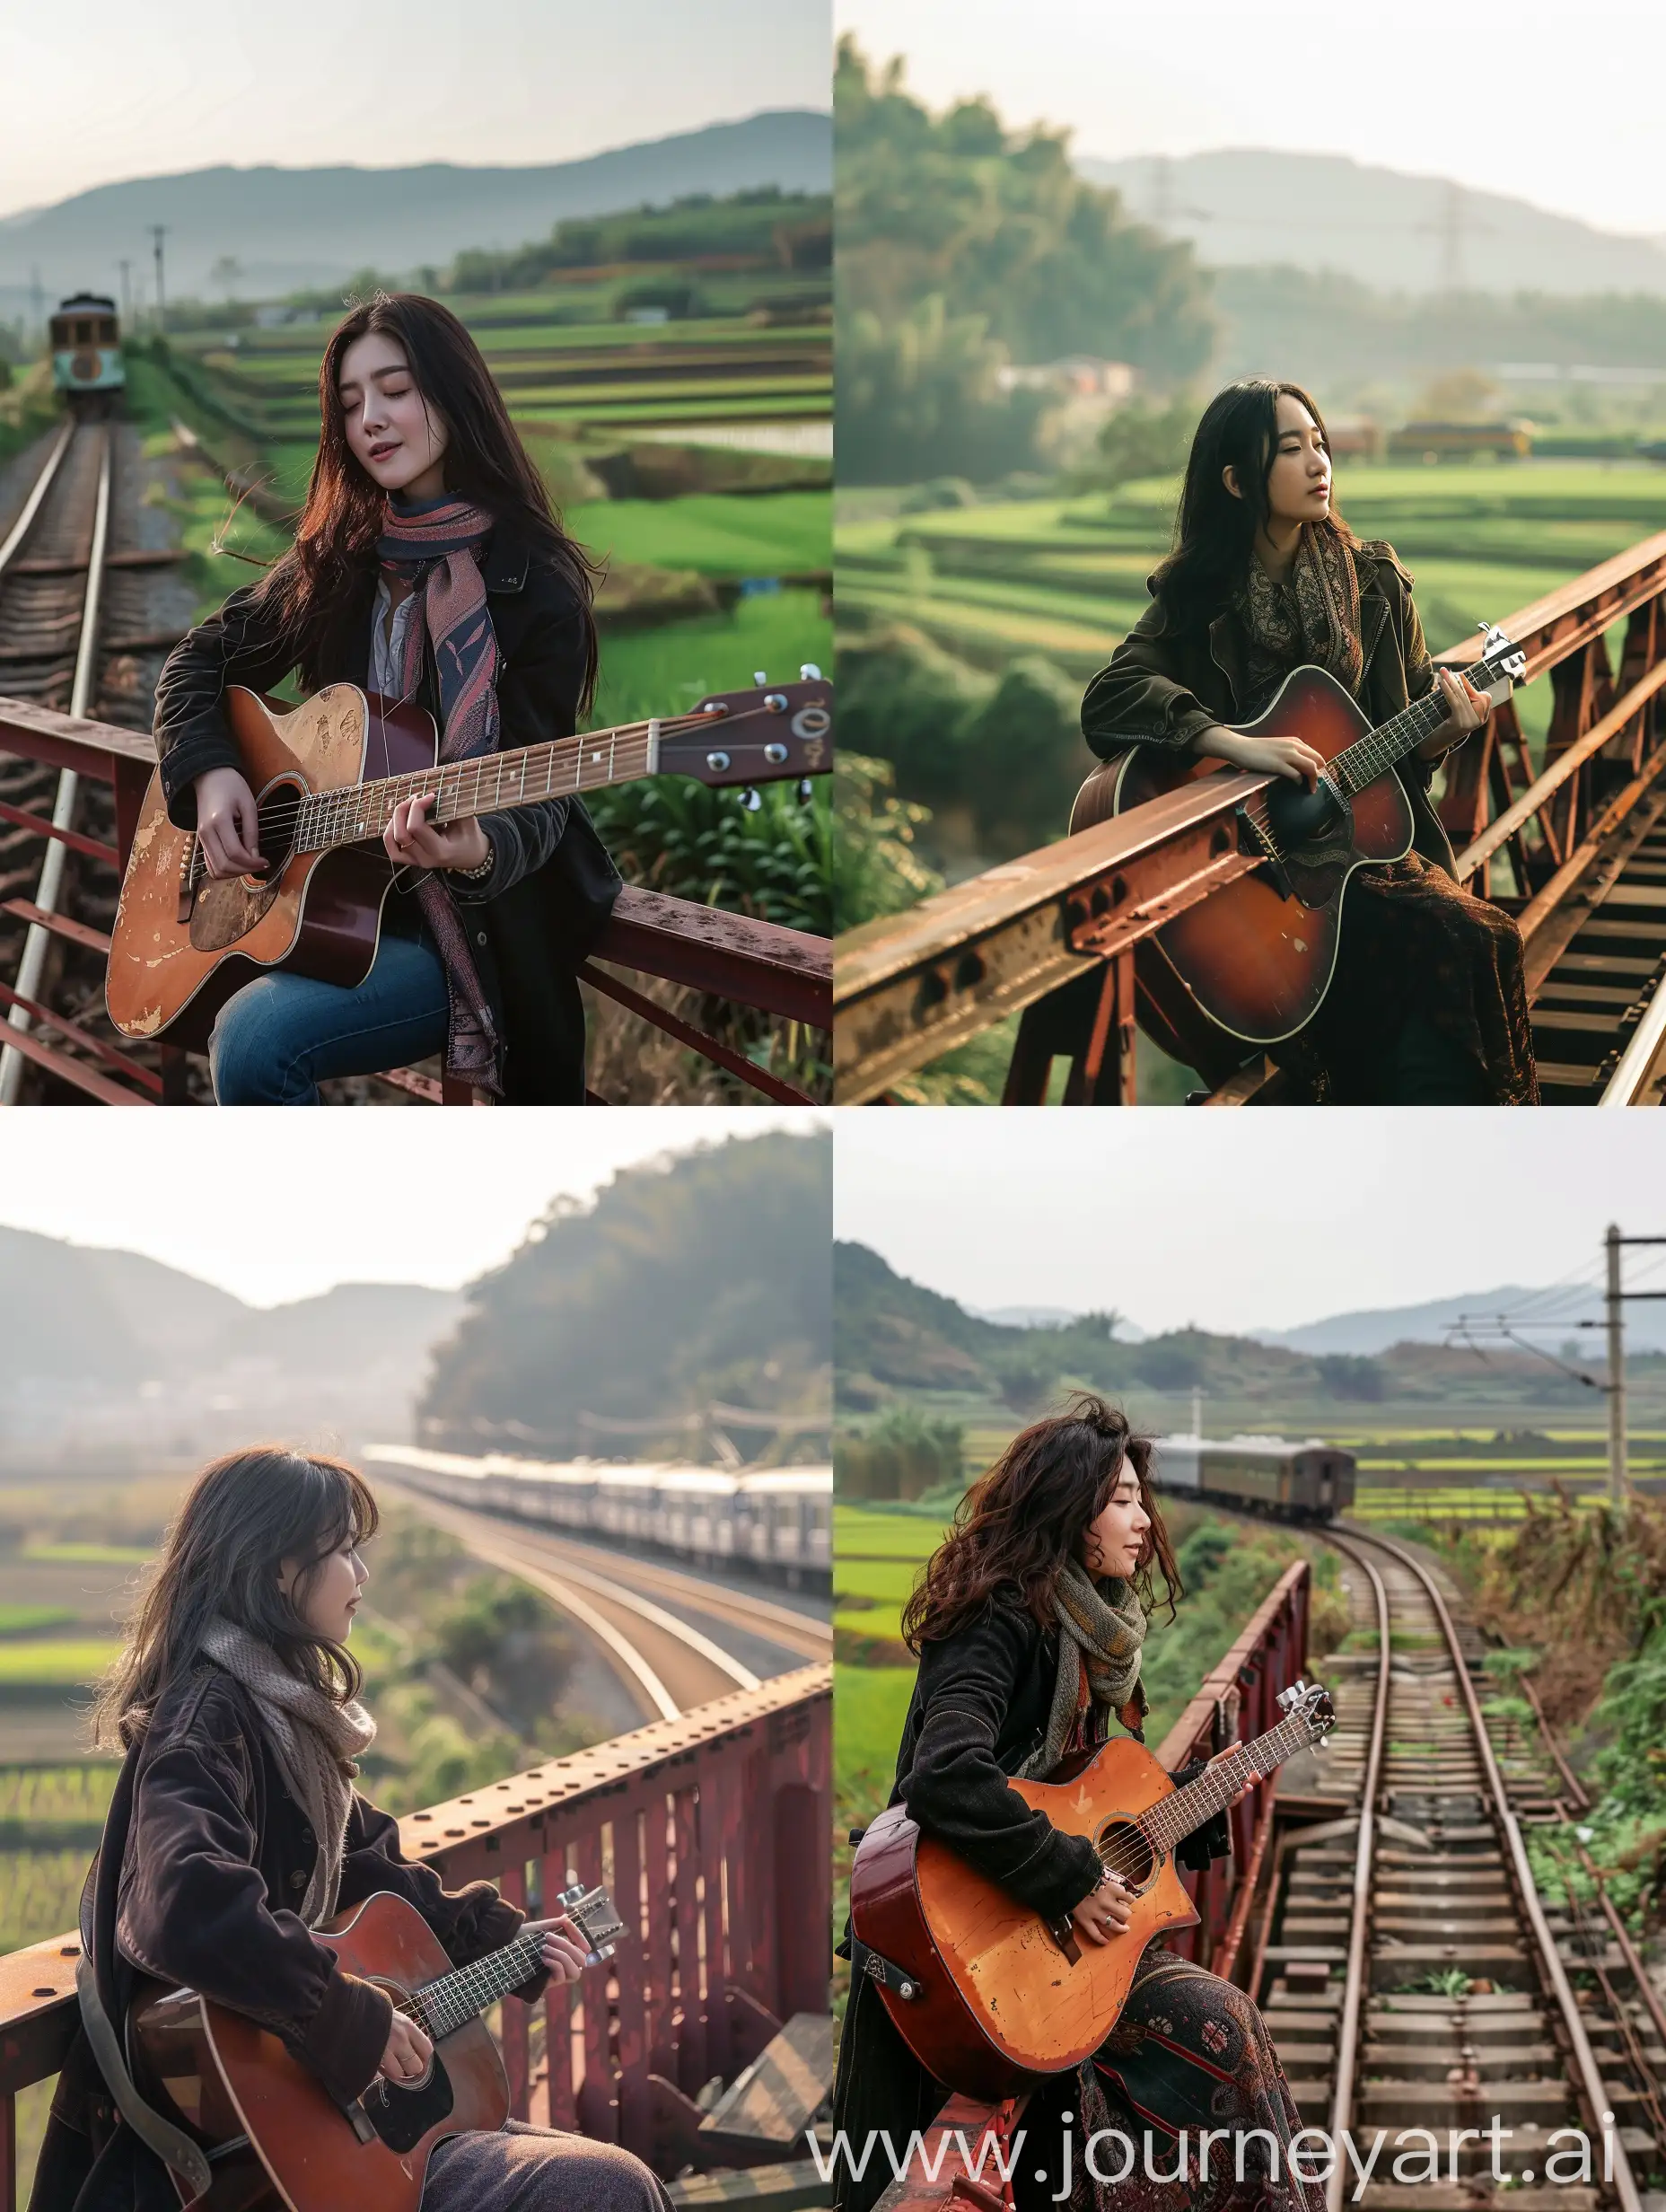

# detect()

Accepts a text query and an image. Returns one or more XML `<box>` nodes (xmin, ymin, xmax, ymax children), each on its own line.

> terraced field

<box><xmin>837</xmin><ymin>460</ymin><xmax>1666</xmax><ymax>750</ymax></box>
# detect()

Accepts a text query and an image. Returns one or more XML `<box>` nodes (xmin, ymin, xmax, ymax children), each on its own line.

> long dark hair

<box><xmin>1150</xmin><ymin>378</ymin><xmax>1357</xmax><ymax>636</ymax></box>
<box><xmin>900</xmin><ymin>1394</ymin><xmax>1181</xmax><ymax>1652</ymax></box>
<box><xmin>250</xmin><ymin>293</ymin><xmax>601</xmax><ymax>710</ymax></box>
<box><xmin>92</xmin><ymin>1446</ymin><xmax>381</xmax><ymax>1751</ymax></box>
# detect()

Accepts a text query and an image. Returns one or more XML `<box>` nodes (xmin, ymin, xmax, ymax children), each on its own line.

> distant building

<box><xmin>1387</xmin><ymin>418</ymin><xmax>1534</xmax><ymax>461</ymax></box>
<box><xmin>995</xmin><ymin>356</ymin><xmax>1136</xmax><ymax>399</ymax></box>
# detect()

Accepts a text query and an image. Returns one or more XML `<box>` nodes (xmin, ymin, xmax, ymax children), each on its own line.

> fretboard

<box><xmin>294</xmin><ymin>718</ymin><xmax>679</xmax><ymax>855</ymax></box>
<box><xmin>405</xmin><ymin>1930</ymin><xmax>548</xmax><ymax>2042</ymax></box>
<box><xmin>1328</xmin><ymin>652</ymin><xmax>1509</xmax><ymax>801</ymax></box>
<box><xmin>1122</xmin><ymin>1707</ymin><xmax>1318</xmax><ymax>1862</ymax></box>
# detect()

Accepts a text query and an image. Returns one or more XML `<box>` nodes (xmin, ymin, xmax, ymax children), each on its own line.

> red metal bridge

<box><xmin>836</xmin><ymin>532</ymin><xmax>1666</xmax><ymax>1105</ymax></box>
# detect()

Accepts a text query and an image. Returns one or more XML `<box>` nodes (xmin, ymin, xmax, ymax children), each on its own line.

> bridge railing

<box><xmin>0</xmin><ymin>698</ymin><xmax>831</xmax><ymax>1105</ymax></box>
<box><xmin>833</xmin><ymin>529</ymin><xmax>1666</xmax><ymax>1104</ymax></box>
<box><xmin>0</xmin><ymin>1666</ymin><xmax>831</xmax><ymax>2207</ymax></box>
<box><xmin>852</xmin><ymin>1564</ymin><xmax>1311</xmax><ymax>2212</ymax></box>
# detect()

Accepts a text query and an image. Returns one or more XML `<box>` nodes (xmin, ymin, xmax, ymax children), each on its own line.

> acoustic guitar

<box><xmin>847</xmin><ymin>1680</ymin><xmax>1334</xmax><ymax>2100</ymax></box>
<box><xmin>128</xmin><ymin>1880</ymin><xmax>627</xmax><ymax>2212</ymax></box>
<box><xmin>105</xmin><ymin>674</ymin><xmax>832</xmax><ymax>1042</ymax></box>
<box><xmin>1069</xmin><ymin>626</ymin><xmax>1526</xmax><ymax>1054</ymax></box>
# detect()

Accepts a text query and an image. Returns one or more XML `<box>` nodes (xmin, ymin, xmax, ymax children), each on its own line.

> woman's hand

<box><xmin>1419</xmin><ymin>666</ymin><xmax>1494</xmax><ymax>758</ymax></box>
<box><xmin>194</xmin><ymin>767</ymin><xmax>266</xmax><ymax>880</ymax></box>
<box><xmin>1071</xmin><ymin>1871</ymin><xmax>1134</xmax><ymax>1947</ymax></box>
<box><xmin>379</xmin><ymin>2011</ymin><xmax>433</xmax><ymax>2085</ymax></box>
<box><xmin>384</xmin><ymin>792</ymin><xmax>491</xmax><ymax>873</ymax></box>
<box><xmin>517</xmin><ymin>1912</ymin><xmax>591</xmax><ymax>1986</ymax></box>
<box><xmin>1197</xmin><ymin>725</ymin><xmax>1325</xmax><ymax>789</ymax></box>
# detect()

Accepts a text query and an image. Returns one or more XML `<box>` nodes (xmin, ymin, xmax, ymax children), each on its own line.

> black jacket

<box><xmin>829</xmin><ymin>1599</ymin><xmax>1229</xmax><ymax>2212</ymax></box>
<box><xmin>151</xmin><ymin>521</ymin><xmax>622</xmax><ymax>1102</ymax></box>
<box><xmin>1080</xmin><ymin>540</ymin><xmax>1463</xmax><ymax>877</ymax></box>
<box><xmin>31</xmin><ymin>1662</ymin><xmax>541</xmax><ymax>2212</ymax></box>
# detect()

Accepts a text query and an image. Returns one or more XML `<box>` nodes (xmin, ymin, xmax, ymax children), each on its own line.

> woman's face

<box><xmin>1080</xmin><ymin>1462</ymin><xmax>1152</xmax><ymax>1581</ymax></box>
<box><xmin>338</xmin><ymin>330</ymin><xmax>449</xmax><ymax>498</ymax></box>
<box><xmin>1227</xmin><ymin>391</ymin><xmax>1332</xmax><ymax>531</ymax></box>
<box><xmin>280</xmin><ymin>1533</ymin><xmax>368</xmax><ymax>1644</ymax></box>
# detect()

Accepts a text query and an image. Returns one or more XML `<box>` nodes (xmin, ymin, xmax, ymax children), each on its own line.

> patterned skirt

<box><xmin>1277</xmin><ymin>853</ymin><xmax>1539</xmax><ymax>1105</ymax></box>
<box><xmin>1013</xmin><ymin>1949</ymin><xmax>1324</xmax><ymax>2212</ymax></box>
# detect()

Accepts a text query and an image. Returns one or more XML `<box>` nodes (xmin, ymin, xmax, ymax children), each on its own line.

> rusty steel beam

<box><xmin>1434</xmin><ymin>528</ymin><xmax>1666</xmax><ymax>682</ymax></box>
<box><xmin>594</xmin><ymin>885</ymin><xmax>830</xmax><ymax>1030</ymax></box>
<box><xmin>834</xmin><ymin>770</ymin><xmax>1267</xmax><ymax>1102</ymax></box>
<box><xmin>0</xmin><ymin>695</ymin><xmax>155</xmax><ymax>782</ymax></box>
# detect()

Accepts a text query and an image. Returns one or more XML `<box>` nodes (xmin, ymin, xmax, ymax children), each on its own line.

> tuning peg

<box><xmin>1276</xmin><ymin>1680</ymin><xmax>1310</xmax><ymax>1712</ymax></box>
<box><xmin>753</xmin><ymin>670</ymin><xmax>768</xmax><ymax>686</ymax></box>
<box><xmin>800</xmin><ymin>663</ymin><xmax>822</xmax><ymax>680</ymax></box>
<box><xmin>796</xmin><ymin>777</ymin><xmax>814</xmax><ymax>804</ymax></box>
<box><xmin>739</xmin><ymin>787</ymin><xmax>762</xmax><ymax>812</ymax></box>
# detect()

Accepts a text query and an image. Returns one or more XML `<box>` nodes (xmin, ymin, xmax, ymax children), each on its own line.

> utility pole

<box><xmin>1606</xmin><ymin>1224</ymin><xmax>1627</xmax><ymax>1505</ymax></box>
<box><xmin>117</xmin><ymin>259</ymin><xmax>132</xmax><ymax>327</ymax></box>
<box><xmin>1190</xmin><ymin>1384</ymin><xmax>1204</xmax><ymax>1440</ymax></box>
<box><xmin>148</xmin><ymin>225</ymin><xmax>169</xmax><ymax>335</ymax></box>
<box><xmin>28</xmin><ymin>265</ymin><xmax>44</xmax><ymax>347</ymax></box>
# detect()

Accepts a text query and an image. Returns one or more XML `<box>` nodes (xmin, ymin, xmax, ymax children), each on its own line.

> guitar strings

<box><xmin>1089</xmin><ymin>1716</ymin><xmax>1309</xmax><ymax>1885</ymax></box>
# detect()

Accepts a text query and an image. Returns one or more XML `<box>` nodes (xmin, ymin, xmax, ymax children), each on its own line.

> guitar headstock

<box><xmin>1473</xmin><ymin>621</ymin><xmax>1528</xmax><ymax>703</ymax></box>
<box><xmin>653</xmin><ymin>670</ymin><xmax>832</xmax><ymax>792</ymax></box>
<box><xmin>556</xmin><ymin>1882</ymin><xmax>627</xmax><ymax>1964</ymax></box>
<box><xmin>1276</xmin><ymin>1678</ymin><xmax>1336</xmax><ymax>1742</ymax></box>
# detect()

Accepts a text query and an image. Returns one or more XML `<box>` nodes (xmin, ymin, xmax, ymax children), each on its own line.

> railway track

<box><xmin>0</xmin><ymin>416</ymin><xmax>185</xmax><ymax>1102</ymax></box>
<box><xmin>1255</xmin><ymin>1523</ymin><xmax>1665</xmax><ymax>2210</ymax></box>
<box><xmin>388</xmin><ymin>1483</ymin><xmax>829</xmax><ymax>1726</ymax></box>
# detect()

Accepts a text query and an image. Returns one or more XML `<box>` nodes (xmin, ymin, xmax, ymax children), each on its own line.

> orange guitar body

<box><xmin>1070</xmin><ymin>663</ymin><xmax>1416</xmax><ymax>1058</ymax></box>
<box><xmin>106</xmin><ymin>686</ymin><xmax>435</xmax><ymax>1049</ymax></box>
<box><xmin>849</xmin><ymin>1734</ymin><xmax>1201</xmax><ymax>2101</ymax></box>
<box><xmin>130</xmin><ymin>1890</ymin><xmax>509</xmax><ymax>2212</ymax></box>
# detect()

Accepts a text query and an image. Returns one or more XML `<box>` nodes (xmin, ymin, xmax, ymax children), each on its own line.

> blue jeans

<box><xmin>209</xmin><ymin>925</ymin><xmax>450</xmax><ymax>1104</ymax></box>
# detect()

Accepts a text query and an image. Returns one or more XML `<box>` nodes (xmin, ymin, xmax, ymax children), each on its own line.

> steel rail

<box><xmin>1311</xmin><ymin>1527</ymin><xmax>1392</xmax><ymax>2212</ymax></box>
<box><xmin>0</xmin><ymin>425</ymin><xmax>111</xmax><ymax>1103</ymax></box>
<box><xmin>1600</xmin><ymin>978</ymin><xmax>1666</xmax><ymax>1106</ymax></box>
<box><xmin>1335</xmin><ymin>1523</ymin><xmax>1641</xmax><ymax>2212</ymax></box>
<box><xmin>392</xmin><ymin>1487</ymin><xmax>767</xmax><ymax>1718</ymax></box>
<box><xmin>0</xmin><ymin>422</ymin><xmax>74</xmax><ymax>578</ymax></box>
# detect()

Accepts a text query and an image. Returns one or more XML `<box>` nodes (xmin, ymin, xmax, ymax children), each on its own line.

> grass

<box><xmin>0</xmin><ymin>1643</ymin><xmax>120</xmax><ymax>1689</ymax></box>
<box><xmin>22</xmin><ymin>1542</ymin><xmax>151</xmax><ymax>1567</ymax></box>
<box><xmin>570</xmin><ymin>493</ymin><xmax>829</xmax><ymax>576</ymax></box>
<box><xmin>585</xmin><ymin>587</ymin><xmax>830</xmax><ymax>730</ymax></box>
<box><xmin>0</xmin><ymin>1611</ymin><xmax>75</xmax><ymax>1639</ymax></box>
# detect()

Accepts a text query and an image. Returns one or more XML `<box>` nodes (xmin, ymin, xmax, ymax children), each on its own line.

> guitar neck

<box><xmin>410</xmin><ymin>1930</ymin><xmax>548</xmax><ymax>2042</ymax></box>
<box><xmin>1330</xmin><ymin>654</ymin><xmax>1508</xmax><ymax>800</ymax></box>
<box><xmin>297</xmin><ymin>719</ymin><xmax>672</xmax><ymax>855</ymax></box>
<box><xmin>1137</xmin><ymin>1707</ymin><xmax>1317</xmax><ymax>1857</ymax></box>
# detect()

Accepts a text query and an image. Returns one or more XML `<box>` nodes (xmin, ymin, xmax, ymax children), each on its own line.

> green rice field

<box><xmin>837</xmin><ymin>459</ymin><xmax>1666</xmax><ymax>751</ymax></box>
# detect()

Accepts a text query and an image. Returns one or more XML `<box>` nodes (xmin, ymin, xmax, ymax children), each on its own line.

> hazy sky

<box><xmin>836</xmin><ymin>0</ymin><xmax>1666</xmax><ymax>237</ymax></box>
<box><xmin>0</xmin><ymin>1110</ymin><xmax>823</xmax><ymax>1306</ymax></box>
<box><xmin>0</xmin><ymin>0</ymin><xmax>829</xmax><ymax>216</ymax></box>
<box><xmin>834</xmin><ymin>1113</ymin><xmax>1666</xmax><ymax>1336</ymax></box>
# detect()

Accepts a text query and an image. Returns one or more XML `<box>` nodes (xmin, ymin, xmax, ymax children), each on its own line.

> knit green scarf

<box><xmin>1016</xmin><ymin>1557</ymin><xmax>1148</xmax><ymax>1780</ymax></box>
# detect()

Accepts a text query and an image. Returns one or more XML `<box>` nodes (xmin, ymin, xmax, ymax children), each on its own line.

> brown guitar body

<box><xmin>1070</xmin><ymin>663</ymin><xmax>1416</xmax><ymax>1049</ymax></box>
<box><xmin>849</xmin><ymin>1734</ymin><xmax>1201</xmax><ymax>2101</ymax></box>
<box><xmin>130</xmin><ymin>1890</ymin><xmax>510</xmax><ymax>2212</ymax></box>
<box><xmin>106</xmin><ymin>687</ymin><xmax>436</xmax><ymax>1048</ymax></box>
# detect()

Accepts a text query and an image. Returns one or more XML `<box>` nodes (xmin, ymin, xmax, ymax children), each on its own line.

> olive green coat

<box><xmin>1079</xmin><ymin>540</ymin><xmax>1464</xmax><ymax>874</ymax></box>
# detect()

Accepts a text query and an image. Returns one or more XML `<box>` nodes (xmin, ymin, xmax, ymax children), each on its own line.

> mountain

<box><xmin>1256</xmin><ymin>1282</ymin><xmax>1659</xmax><ymax>1357</ymax></box>
<box><xmin>0</xmin><ymin>109</ymin><xmax>831</xmax><ymax>308</ymax></box>
<box><xmin>0</xmin><ymin>1226</ymin><xmax>466</xmax><ymax>1461</ymax></box>
<box><xmin>1078</xmin><ymin>149</ymin><xmax>1666</xmax><ymax>299</ymax></box>
<box><xmin>420</xmin><ymin>1130</ymin><xmax>832</xmax><ymax>1455</ymax></box>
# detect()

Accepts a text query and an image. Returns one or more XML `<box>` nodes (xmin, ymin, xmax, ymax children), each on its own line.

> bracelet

<box><xmin>454</xmin><ymin>845</ymin><xmax>495</xmax><ymax>883</ymax></box>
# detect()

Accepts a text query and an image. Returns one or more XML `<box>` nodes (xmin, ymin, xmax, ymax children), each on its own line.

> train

<box><xmin>364</xmin><ymin>1444</ymin><xmax>831</xmax><ymax>1588</ymax></box>
<box><xmin>49</xmin><ymin>294</ymin><xmax>125</xmax><ymax>401</ymax></box>
<box><xmin>1154</xmin><ymin>1433</ymin><xmax>1356</xmax><ymax>1522</ymax></box>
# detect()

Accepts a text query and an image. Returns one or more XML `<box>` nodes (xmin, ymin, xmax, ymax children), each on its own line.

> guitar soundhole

<box><xmin>1095</xmin><ymin>1821</ymin><xmax>1155</xmax><ymax>1893</ymax></box>
<box><xmin>253</xmin><ymin>777</ymin><xmax>306</xmax><ymax>877</ymax></box>
<box><xmin>363</xmin><ymin>2052</ymin><xmax>454</xmax><ymax>2151</ymax></box>
<box><xmin>1265</xmin><ymin>774</ymin><xmax>1346</xmax><ymax>852</ymax></box>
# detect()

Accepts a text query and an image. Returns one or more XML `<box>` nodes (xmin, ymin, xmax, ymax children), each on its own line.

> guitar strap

<box><xmin>75</xmin><ymin>1952</ymin><xmax>214</xmax><ymax>2200</ymax></box>
<box><xmin>846</xmin><ymin>1933</ymin><xmax>923</xmax><ymax>2002</ymax></box>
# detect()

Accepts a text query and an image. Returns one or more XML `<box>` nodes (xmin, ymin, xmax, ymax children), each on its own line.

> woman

<box><xmin>153</xmin><ymin>294</ymin><xmax>621</xmax><ymax>1103</ymax></box>
<box><xmin>831</xmin><ymin>1400</ymin><xmax>1320</xmax><ymax>2212</ymax></box>
<box><xmin>1081</xmin><ymin>379</ymin><xmax>1537</xmax><ymax>1105</ymax></box>
<box><xmin>31</xmin><ymin>1447</ymin><xmax>671</xmax><ymax>2212</ymax></box>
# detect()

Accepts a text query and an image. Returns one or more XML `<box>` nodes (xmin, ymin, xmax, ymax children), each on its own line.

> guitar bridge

<box><xmin>176</xmin><ymin>838</ymin><xmax>202</xmax><ymax>926</ymax></box>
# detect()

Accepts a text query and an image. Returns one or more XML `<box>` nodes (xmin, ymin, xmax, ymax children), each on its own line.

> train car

<box><xmin>364</xmin><ymin>1444</ymin><xmax>831</xmax><ymax>1588</ymax></box>
<box><xmin>50</xmin><ymin>294</ymin><xmax>125</xmax><ymax>401</ymax></box>
<box><xmin>1155</xmin><ymin>1433</ymin><xmax>1356</xmax><ymax>1522</ymax></box>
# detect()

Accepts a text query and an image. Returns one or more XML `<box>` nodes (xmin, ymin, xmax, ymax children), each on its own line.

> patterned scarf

<box><xmin>1015</xmin><ymin>1558</ymin><xmax>1148</xmax><ymax>1780</ymax></box>
<box><xmin>1238</xmin><ymin>522</ymin><xmax>1365</xmax><ymax>715</ymax></box>
<box><xmin>200</xmin><ymin>1617</ymin><xmax>376</xmax><ymax>1928</ymax></box>
<box><xmin>377</xmin><ymin>493</ymin><xmax>504</xmax><ymax>1095</ymax></box>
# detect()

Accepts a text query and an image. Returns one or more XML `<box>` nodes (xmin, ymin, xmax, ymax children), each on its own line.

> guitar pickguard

<box><xmin>361</xmin><ymin>2052</ymin><xmax>455</xmax><ymax>2152</ymax></box>
<box><xmin>187</xmin><ymin>869</ymin><xmax>289</xmax><ymax>952</ymax></box>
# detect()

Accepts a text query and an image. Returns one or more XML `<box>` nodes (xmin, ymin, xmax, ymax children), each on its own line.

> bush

<box><xmin>1090</xmin><ymin>399</ymin><xmax>1197</xmax><ymax>489</ymax></box>
<box><xmin>837</xmin><ymin>1408</ymin><xmax>963</xmax><ymax>1501</ymax></box>
<box><xmin>833</xmin><ymin>752</ymin><xmax>943</xmax><ymax>931</ymax></box>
